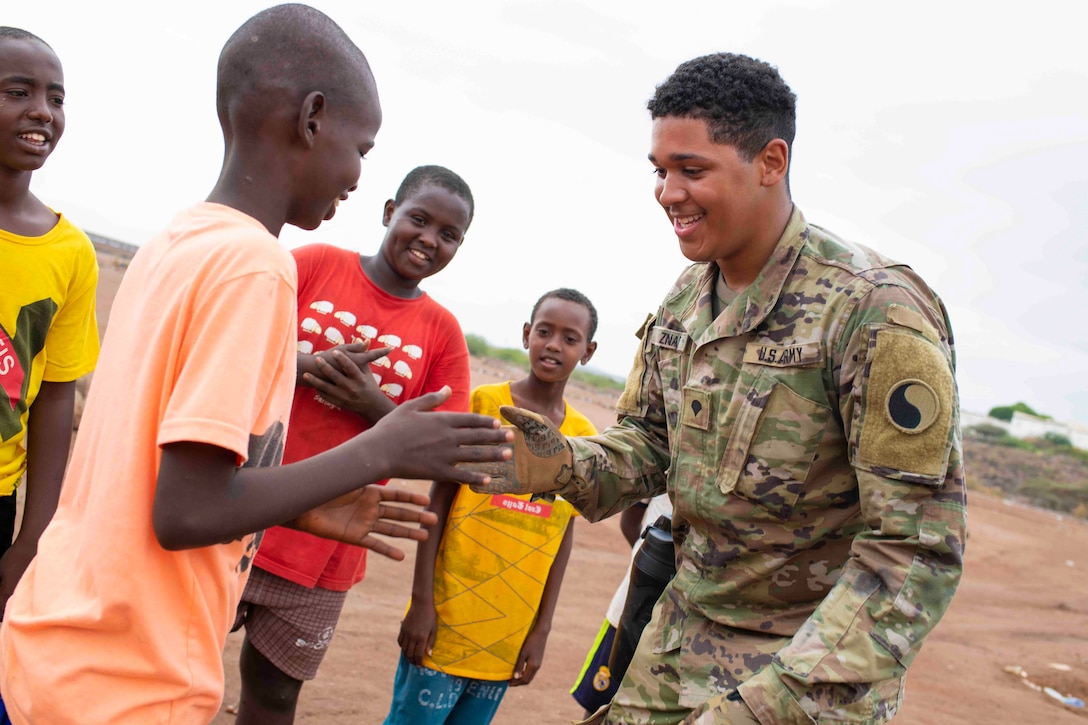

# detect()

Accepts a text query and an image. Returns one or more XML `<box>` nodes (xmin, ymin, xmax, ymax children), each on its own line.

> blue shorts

<box><xmin>383</xmin><ymin>652</ymin><xmax>509</xmax><ymax>725</ymax></box>
<box><xmin>570</xmin><ymin>618</ymin><xmax>619</xmax><ymax>712</ymax></box>
<box><xmin>0</xmin><ymin>690</ymin><xmax>13</xmax><ymax>725</ymax></box>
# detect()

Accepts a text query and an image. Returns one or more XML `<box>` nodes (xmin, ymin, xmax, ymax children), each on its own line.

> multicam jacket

<box><xmin>561</xmin><ymin>207</ymin><xmax>966</xmax><ymax>724</ymax></box>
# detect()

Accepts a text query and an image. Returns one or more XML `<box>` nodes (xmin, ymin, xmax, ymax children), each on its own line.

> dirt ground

<box><xmin>92</xmin><ymin>249</ymin><xmax>1088</xmax><ymax>724</ymax></box>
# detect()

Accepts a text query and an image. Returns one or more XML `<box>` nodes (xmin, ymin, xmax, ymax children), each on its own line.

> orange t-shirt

<box><xmin>0</xmin><ymin>203</ymin><xmax>297</xmax><ymax>725</ymax></box>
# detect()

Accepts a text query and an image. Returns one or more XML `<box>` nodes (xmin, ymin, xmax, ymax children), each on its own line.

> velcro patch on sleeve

<box><xmin>616</xmin><ymin>314</ymin><xmax>655</xmax><ymax>416</ymax></box>
<box><xmin>857</xmin><ymin>327</ymin><xmax>954</xmax><ymax>479</ymax></box>
<box><xmin>887</xmin><ymin>304</ymin><xmax>939</xmax><ymax>343</ymax></box>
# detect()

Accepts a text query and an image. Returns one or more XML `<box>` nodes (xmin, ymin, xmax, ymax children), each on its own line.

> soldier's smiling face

<box><xmin>649</xmin><ymin>116</ymin><xmax>769</xmax><ymax>269</ymax></box>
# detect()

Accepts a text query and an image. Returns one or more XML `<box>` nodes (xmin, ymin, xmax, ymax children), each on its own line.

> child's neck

<box><xmin>358</xmin><ymin>254</ymin><xmax>422</xmax><ymax>299</ymax></box>
<box><xmin>0</xmin><ymin>177</ymin><xmax>57</xmax><ymax>237</ymax></box>
<box><xmin>509</xmin><ymin>375</ymin><xmax>567</xmax><ymax>429</ymax></box>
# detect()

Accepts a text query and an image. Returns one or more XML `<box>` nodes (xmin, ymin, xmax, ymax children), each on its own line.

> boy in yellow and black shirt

<box><xmin>0</xmin><ymin>26</ymin><xmax>98</xmax><ymax>616</ymax></box>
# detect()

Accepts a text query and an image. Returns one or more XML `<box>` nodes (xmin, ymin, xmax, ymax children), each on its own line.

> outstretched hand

<box><xmin>463</xmin><ymin>405</ymin><xmax>573</xmax><ymax>496</ymax></box>
<box><xmin>290</xmin><ymin>485</ymin><xmax>438</xmax><ymax>560</ymax></box>
<box><xmin>363</xmin><ymin>386</ymin><xmax>513</xmax><ymax>486</ymax></box>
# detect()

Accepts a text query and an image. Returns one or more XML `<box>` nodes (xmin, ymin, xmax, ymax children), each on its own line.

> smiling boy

<box><xmin>385</xmin><ymin>288</ymin><xmax>600</xmax><ymax>725</ymax></box>
<box><xmin>0</xmin><ymin>27</ymin><xmax>98</xmax><ymax>619</ymax></box>
<box><xmin>0</xmin><ymin>9</ymin><xmax>509</xmax><ymax>725</ymax></box>
<box><xmin>233</xmin><ymin>165</ymin><xmax>481</xmax><ymax>725</ymax></box>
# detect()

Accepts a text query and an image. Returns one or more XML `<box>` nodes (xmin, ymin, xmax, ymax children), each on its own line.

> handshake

<box><xmin>464</xmin><ymin>406</ymin><xmax>574</xmax><ymax>496</ymax></box>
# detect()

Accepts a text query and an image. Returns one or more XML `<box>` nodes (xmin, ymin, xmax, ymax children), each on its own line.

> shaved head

<box><xmin>216</xmin><ymin>4</ymin><xmax>376</xmax><ymax>132</ymax></box>
<box><xmin>0</xmin><ymin>27</ymin><xmax>51</xmax><ymax>47</ymax></box>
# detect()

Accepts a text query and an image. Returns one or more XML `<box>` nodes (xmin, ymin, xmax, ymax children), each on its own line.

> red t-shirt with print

<box><xmin>253</xmin><ymin>244</ymin><xmax>470</xmax><ymax>591</ymax></box>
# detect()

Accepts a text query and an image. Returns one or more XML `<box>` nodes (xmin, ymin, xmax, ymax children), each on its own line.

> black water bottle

<box><xmin>608</xmin><ymin>515</ymin><xmax>676</xmax><ymax>684</ymax></box>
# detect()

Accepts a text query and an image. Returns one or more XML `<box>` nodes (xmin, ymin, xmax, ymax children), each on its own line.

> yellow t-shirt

<box><xmin>0</xmin><ymin>204</ymin><xmax>297</xmax><ymax>725</ymax></box>
<box><xmin>0</xmin><ymin>214</ymin><xmax>99</xmax><ymax>495</ymax></box>
<box><xmin>423</xmin><ymin>381</ymin><xmax>597</xmax><ymax>679</ymax></box>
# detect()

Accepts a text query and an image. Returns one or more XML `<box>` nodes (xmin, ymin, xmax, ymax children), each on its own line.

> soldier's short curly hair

<box><xmin>394</xmin><ymin>165</ymin><xmax>475</xmax><ymax>227</ymax></box>
<box><xmin>530</xmin><ymin>288</ymin><xmax>598</xmax><ymax>342</ymax></box>
<box><xmin>647</xmin><ymin>53</ymin><xmax>796</xmax><ymax>162</ymax></box>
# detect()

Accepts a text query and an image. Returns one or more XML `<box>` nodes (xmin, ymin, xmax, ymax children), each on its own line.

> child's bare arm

<box><xmin>398</xmin><ymin>479</ymin><xmax>457</xmax><ymax>665</ymax></box>
<box><xmin>152</xmin><ymin>387</ymin><xmax>510</xmax><ymax>550</ymax></box>
<box><xmin>511</xmin><ymin>517</ymin><xmax>575</xmax><ymax>686</ymax></box>
<box><xmin>0</xmin><ymin>381</ymin><xmax>75</xmax><ymax>614</ymax></box>
<box><xmin>619</xmin><ymin>501</ymin><xmax>649</xmax><ymax>548</ymax></box>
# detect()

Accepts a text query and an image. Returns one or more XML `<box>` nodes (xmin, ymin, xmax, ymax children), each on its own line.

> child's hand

<box><xmin>463</xmin><ymin>405</ymin><xmax>573</xmax><ymax>496</ymax></box>
<box><xmin>289</xmin><ymin>485</ymin><xmax>438</xmax><ymax>560</ymax></box>
<box><xmin>305</xmin><ymin>342</ymin><xmax>394</xmax><ymax>424</ymax></box>
<box><xmin>364</xmin><ymin>387</ymin><xmax>513</xmax><ymax>485</ymax></box>
<box><xmin>510</xmin><ymin>626</ymin><xmax>548</xmax><ymax>686</ymax></box>
<box><xmin>397</xmin><ymin>601</ymin><xmax>438</xmax><ymax>666</ymax></box>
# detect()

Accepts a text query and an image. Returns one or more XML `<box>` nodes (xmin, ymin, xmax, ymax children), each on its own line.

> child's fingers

<box><xmin>470</xmin><ymin>428</ymin><xmax>514</xmax><ymax>447</ymax></box>
<box><xmin>371</xmin><ymin>510</ymin><xmax>437</xmax><ymax>531</ymax></box>
<box><xmin>376</xmin><ymin>487</ymin><xmax>432</xmax><ymax>508</ymax></box>
<box><xmin>357</xmin><ymin>535</ymin><xmax>407</xmax><ymax>561</ymax></box>
<box><xmin>403</xmin><ymin>386</ymin><xmax>452</xmax><ymax>411</ymax></box>
<box><xmin>314</xmin><ymin>354</ymin><xmax>351</xmax><ymax>381</ymax></box>
<box><xmin>336</xmin><ymin>346</ymin><xmax>391</xmax><ymax>371</ymax></box>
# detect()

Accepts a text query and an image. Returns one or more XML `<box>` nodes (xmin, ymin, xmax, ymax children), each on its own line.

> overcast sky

<box><xmin>8</xmin><ymin>0</ymin><xmax>1087</xmax><ymax>427</ymax></box>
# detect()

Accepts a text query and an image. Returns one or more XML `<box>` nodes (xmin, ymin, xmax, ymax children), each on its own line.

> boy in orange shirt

<box><xmin>0</xmin><ymin>6</ymin><xmax>509</xmax><ymax>725</ymax></box>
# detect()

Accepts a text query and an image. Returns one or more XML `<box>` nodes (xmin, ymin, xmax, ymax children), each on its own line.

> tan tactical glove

<box><xmin>465</xmin><ymin>405</ymin><xmax>573</xmax><ymax>496</ymax></box>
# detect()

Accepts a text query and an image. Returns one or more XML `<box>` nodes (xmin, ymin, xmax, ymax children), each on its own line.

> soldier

<box><xmin>469</xmin><ymin>52</ymin><xmax>966</xmax><ymax>725</ymax></box>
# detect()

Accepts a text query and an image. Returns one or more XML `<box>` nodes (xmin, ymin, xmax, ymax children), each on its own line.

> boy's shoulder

<box><xmin>470</xmin><ymin>381</ymin><xmax>511</xmax><ymax>414</ymax></box>
<box><xmin>0</xmin><ymin>212</ymin><xmax>93</xmax><ymax>250</ymax></box>
<box><xmin>144</xmin><ymin>203</ymin><xmax>295</xmax><ymax>282</ymax></box>
<box><xmin>561</xmin><ymin>399</ymin><xmax>598</xmax><ymax>437</ymax></box>
<box><xmin>471</xmin><ymin>380</ymin><xmax>511</xmax><ymax>398</ymax></box>
<box><xmin>291</xmin><ymin>242</ymin><xmax>347</xmax><ymax>265</ymax></box>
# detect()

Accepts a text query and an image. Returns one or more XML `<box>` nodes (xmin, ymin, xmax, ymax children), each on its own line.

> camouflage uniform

<box><xmin>561</xmin><ymin>208</ymin><xmax>966</xmax><ymax>724</ymax></box>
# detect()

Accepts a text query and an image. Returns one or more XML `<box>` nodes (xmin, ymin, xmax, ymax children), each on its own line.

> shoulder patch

<box><xmin>857</xmin><ymin>327</ymin><xmax>954</xmax><ymax>479</ymax></box>
<box><xmin>885</xmin><ymin>379</ymin><xmax>940</xmax><ymax>434</ymax></box>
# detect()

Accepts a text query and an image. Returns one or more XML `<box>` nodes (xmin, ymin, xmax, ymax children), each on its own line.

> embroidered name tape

<box><xmin>742</xmin><ymin>341</ymin><xmax>822</xmax><ymax>367</ymax></box>
<box><xmin>649</xmin><ymin>326</ymin><xmax>689</xmax><ymax>351</ymax></box>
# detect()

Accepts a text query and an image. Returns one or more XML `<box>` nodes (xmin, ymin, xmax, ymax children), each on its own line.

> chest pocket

<box><xmin>717</xmin><ymin>343</ymin><xmax>832</xmax><ymax>520</ymax></box>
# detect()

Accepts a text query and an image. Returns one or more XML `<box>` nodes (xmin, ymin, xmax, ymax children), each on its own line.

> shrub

<box><xmin>966</xmin><ymin>423</ymin><xmax>1008</xmax><ymax>441</ymax></box>
<box><xmin>465</xmin><ymin>333</ymin><xmax>489</xmax><ymax>357</ymax></box>
<box><xmin>1043</xmin><ymin>431</ymin><xmax>1073</xmax><ymax>448</ymax></box>
<box><xmin>987</xmin><ymin>402</ymin><xmax>1049</xmax><ymax>422</ymax></box>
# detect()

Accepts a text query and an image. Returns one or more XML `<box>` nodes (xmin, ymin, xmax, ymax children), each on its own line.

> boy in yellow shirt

<box><xmin>0</xmin><ymin>26</ymin><xmax>98</xmax><ymax>617</ymax></box>
<box><xmin>386</xmin><ymin>288</ymin><xmax>600</xmax><ymax>724</ymax></box>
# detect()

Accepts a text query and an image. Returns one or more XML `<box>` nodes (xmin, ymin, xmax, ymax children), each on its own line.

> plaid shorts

<box><xmin>235</xmin><ymin>567</ymin><xmax>349</xmax><ymax>681</ymax></box>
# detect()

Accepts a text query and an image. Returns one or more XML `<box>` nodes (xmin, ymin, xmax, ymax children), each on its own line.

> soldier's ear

<box><xmin>759</xmin><ymin>139</ymin><xmax>788</xmax><ymax>187</ymax></box>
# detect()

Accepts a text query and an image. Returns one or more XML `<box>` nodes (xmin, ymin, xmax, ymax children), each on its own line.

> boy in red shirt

<box><xmin>233</xmin><ymin>165</ymin><xmax>479</xmax><ymax>724</ymax></box>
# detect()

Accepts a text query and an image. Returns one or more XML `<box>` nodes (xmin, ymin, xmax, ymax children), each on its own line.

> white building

<box><xmin>962</xmin><ymin>410</ymin><xmax>1088</xmax><ymax>451</ymax></box>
